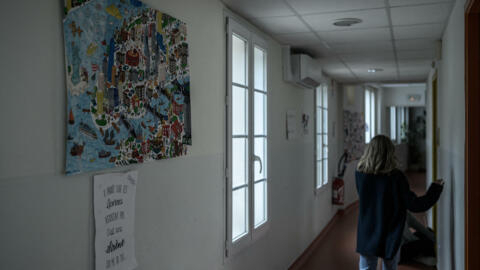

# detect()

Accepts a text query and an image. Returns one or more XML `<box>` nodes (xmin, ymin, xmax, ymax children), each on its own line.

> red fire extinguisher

<box><xmin>333</xmin><ymin>151</ymin><xmax>348</xmax><ymax>205</ymax></box>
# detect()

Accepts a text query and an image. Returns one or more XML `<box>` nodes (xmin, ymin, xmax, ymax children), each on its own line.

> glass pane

<box><xmin>323</xmin><ymin>144</ymin><xmax>328</xmax><ymax>159</ymax></box>
<box><xmin>232</xmin><ymin>138</ymin><xmax>248</xmax><ymax>188</ymax></box>
<box><xmin>316</xmin><ymin>134</ymin><xmax>322</xmax><ymax>158</ymax></box>
<box><xmin>365</xmin><ymin>90</ymin><xmax>371</xmax><ymax>142</ymax></box>
<box><xmin>316</xmin><ymin>87</ymin><xmax>322</xmax><ymax>106</ymax></box>
<box><xmin>232</xmin><ymin>86</ymin><xmax>248</xmax><ymax>136</ymax></box>
<box><xmin>254</xmin><ymin>137</ymin><xmax>267</xmax><ymax>180</ymax></box>
<box><xmin>316</xmin><ymin>161</ymin><xmax>322</xmax><ymax>188</ymax></box>
<box><xmin>232</xmin><ymin>187</ymin><xmax>248</xmax><ymax>241</ymax></box>
<box><xmin>316</xmin><ymin>108</ymin><xmax>322</xmax><ymax>134</ymax></box>
<box><xmin>322</xmin><ymin>87</ymin><xmax>328</xmax><ymax>108</ymax></box>
<box><xmin>254</xmin><ymin>92</ymin><xmax>266</xmax><ymax>135</ymax></box>
<box><xmin>323</xmin><ymin>108</ymin><xmax>328</xmax><ymax>133</ymax></box>
<box><xmin>370</xmin><ymin>93</ymin><xmax>375</xmax><ymax>137</ymax></box>
<box><xmin>254</xmin><ymin>47</ymin><xmax>265</xmax><ymax>91</ymax></box>
<box><xmin>390</xmin><ymin>107</ymin><xmax>396</xmax><ymax>140</ymax></box>
<box><xmin>232</xmin><ymin>34</ymin><xmax>246</xmax><ymax>85</ymax></box>
<box><xmin>254</xmin><ymin>181</ymin><xmax>267</xmax><ymax>227</ymax></box>
<box><xmin>323</xmin><ymin>159</ymin><xmax>328</xmax><ymax>185</ymax></box>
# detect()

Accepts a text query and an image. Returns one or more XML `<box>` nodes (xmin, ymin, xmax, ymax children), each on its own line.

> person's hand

<box><xmin>434</xmin><ymin>179</ymin><xmax>445</xmax><ymax>186</ymax></box>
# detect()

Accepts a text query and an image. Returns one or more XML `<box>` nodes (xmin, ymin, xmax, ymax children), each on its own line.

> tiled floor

<box><xmin>300</xmin><ymin>172</ymin><xmax>436</xmax><ymax>270</ymax></box>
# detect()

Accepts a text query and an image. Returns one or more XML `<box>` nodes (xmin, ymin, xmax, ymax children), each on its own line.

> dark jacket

<box><xmin>355</xmin><ymin>169</ymin><xmax>443</xmax><ymax>259</ymax></box>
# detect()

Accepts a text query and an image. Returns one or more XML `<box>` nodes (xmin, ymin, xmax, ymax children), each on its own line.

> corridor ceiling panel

<box><xmin>286</xmin><ymin>0</ymin><xmax>385</xmax><ymax>14</ymax></box>
<box><xmin>222</xmin><ymin>0</ymin><xmax>455</xmax><ymax>83</ymax></box>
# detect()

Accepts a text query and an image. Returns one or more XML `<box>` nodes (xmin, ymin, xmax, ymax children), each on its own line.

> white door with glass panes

<box><xmin>226</xmin><ymin>18</ymin><xmax>268</xmax><ymax>256</ymax></box>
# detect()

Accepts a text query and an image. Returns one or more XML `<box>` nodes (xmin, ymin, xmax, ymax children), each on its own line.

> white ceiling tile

<box><xmin>393</xmin><ymin>24</ymin><xmax>444</xmax><ymax>39</ymax></box>
<box><xmin>317</xmin><ymin>27</ymin><xmax>391</xmax><ymax>43</ymax></box>
<box><xmin>275</xmin><ymin>32</ymin><xmax>320</xmax><ymax>46</ymax></box>
<box><xmin>300</xmin><ymin>44</ymin><xmax>331</xmax><ymax>58</ymax></box>
<box><xmin>347</xmin><ymin>60</ymin><xmax>397</xmax><ymax>71</ymax></box>
<box><xmin>397</xmin><ymin>49</ymin><xmax>436</xmax><ymax>60</ymax></box>
<box><xmin>398</xmin><ymin>59</ymin><xmax>432</xmax><ymax>75</ymax></box>
<box><xmin>389</xmin><ymin>0</ymin><xmax>453</xmax><ymax>8</ymax></box>
<box><xmin>252</xmin><ymin>16</ymin><xmax>310</xmax><ymax>34</ymax></box>
<box><xmin>286</xmin><ymin>0</ymin><xmax>385</xmax><ymax>15</ymax></box>
<box><xmin>395</xmin><ymin>39</ymin><xmax>439</xmax><ymax>50</ymax></box>
<box><xmin>340</xmin><ymin>51</ymin><xmax>396</xmax><ymax>63</ymax></box>
<box><xmin>222</xmin><ymin>0</ymin><xmax>294</xmax><ymax>18</ymax></box>
<box><xmin>390</xmin><ymin>3</ymin><xmax>453</xmax><ymax>26</ymax></box>
<box><xmin>331</xmin><ymin>40</ymin><xmax>394</xmax><ymax>53</ymax></box>
<box><xmin>302</xmin><ymin>8</ymin><xmax>389</xmax><ymax>31</ymax></box>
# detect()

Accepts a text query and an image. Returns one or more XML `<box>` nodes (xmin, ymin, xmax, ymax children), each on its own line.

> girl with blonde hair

<box><xmin>355</xmin><ymin>135</ymin><xmax>444</xmax><ymax>270</ymax></box>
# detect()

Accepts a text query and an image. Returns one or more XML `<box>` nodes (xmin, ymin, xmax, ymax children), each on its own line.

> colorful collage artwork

<box><xmin>63</xmin><ymin>0</ymin><xmax>191</xmax><ymax>175</ymax></box>
<box><xmin>343</xmin><ymin>110</ymin><xmax>365</xmax><ymax>162</ymax></box>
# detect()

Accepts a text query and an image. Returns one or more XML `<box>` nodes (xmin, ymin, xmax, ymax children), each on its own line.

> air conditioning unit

<box><xmin>283</xmin><ymin>46</ymin><xmax>323</xmax><ymax>89</ymax></box>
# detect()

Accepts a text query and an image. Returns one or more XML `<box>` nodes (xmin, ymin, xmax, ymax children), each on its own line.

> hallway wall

<box><xmin>0</xmin><ymin>1</ymin><xmax>343</xmax><ymax>269</ymax></box>
<box><xmin>427</xmin><ymin>0</ymin><xmax>466</xmax><ymax>269</ymax></box>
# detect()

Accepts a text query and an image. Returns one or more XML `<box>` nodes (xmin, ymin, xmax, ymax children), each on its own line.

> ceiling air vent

<box><xmin>333</xmin><ymin>18</ymin><xmax>362</xmax><ymax>27</ymax></box>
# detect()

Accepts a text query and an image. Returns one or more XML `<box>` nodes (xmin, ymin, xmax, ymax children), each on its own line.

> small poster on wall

<box><xmin>94</xmin><ymin>171</ymin><xmax>138</xmax><ymax>270</ymax></box>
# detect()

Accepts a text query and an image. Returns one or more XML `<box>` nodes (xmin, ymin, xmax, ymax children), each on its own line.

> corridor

<box><xmin>0</xmin><ymin>0</ymin><xmax>475</xmax><ymax>269</ymax></box>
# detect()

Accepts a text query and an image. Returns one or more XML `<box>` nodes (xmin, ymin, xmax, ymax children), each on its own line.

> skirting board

<box><xmin>288</xmin><ymin>200</ymin><xmax>359</xmax><ymax>270</ymax></box>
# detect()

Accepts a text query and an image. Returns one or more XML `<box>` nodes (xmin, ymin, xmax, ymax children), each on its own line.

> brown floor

<box><xmin>300</xmin><ymin>172</ymin><xmax>435</xmax><ymax>270</ymax></box>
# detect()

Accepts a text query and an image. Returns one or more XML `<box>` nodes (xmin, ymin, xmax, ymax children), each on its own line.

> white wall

<box><xmin>382</xmin><ymin>85</ymin><xmax>426</xmax><ymax>108</ymax></box>
<box><xmin>0</xmin><ymin>1</ymin><xmax>344</xmax><ymax>269</ymax></box>
<box><xmin>429</xmin><ymin>0</ymin><xmax>466</xmax><ymax>269</ymax></box>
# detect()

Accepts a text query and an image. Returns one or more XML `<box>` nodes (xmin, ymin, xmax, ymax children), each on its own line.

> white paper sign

<box><xmin>286</xmin><ymin>109</ymin><xmax>297</xmax><ymax>140</ymax></box>
<box><xmin>94</xmin><ymin>171</ymin><xmax>138</xmax><ymax>270</ymax></box>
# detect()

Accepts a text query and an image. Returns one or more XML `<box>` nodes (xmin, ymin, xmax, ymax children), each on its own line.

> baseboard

<box><xmin>288</xmin><ymin>200</ymin><xmax>359</xmax><ymax>270</ymax></box>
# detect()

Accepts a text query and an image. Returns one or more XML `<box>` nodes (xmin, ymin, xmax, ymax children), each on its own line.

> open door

<box><xmin>465</xmin><ymin>1</ymin><xmax>480</xmax><ymax>269</ymax></box>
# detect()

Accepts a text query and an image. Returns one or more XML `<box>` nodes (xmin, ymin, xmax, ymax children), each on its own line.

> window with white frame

<box><xmin>365</xmin><ymin>88</ymin><xmax>376</xmax><ymax>143</ymax></box>
<box><xmin>315</xmin><ymin>85</ymin><xmax>328</xmax><ymax>189</ymax></box>
<box><xmin>226</xmin><ymin>17</ymin><xmax>268</xmax><ymax>255</ymax></box>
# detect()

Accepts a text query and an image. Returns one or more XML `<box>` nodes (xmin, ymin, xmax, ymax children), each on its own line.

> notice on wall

<box><xmin>286</xmin><ymin>109</ymin><xmax>297</xmax><ymax>140</ymax></box>
<box><xmin>94</xmin><ymin>171</ymin><xmax>138</xmax><ymax>270</ymax></box>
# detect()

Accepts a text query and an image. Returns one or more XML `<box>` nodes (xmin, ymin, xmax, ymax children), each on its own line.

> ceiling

<box><xmin>221</xmin><ymin>0</ymin><xmax>455</xmax><ymax>83</ymax></box>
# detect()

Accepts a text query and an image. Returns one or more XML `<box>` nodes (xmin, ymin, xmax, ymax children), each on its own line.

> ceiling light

<box><xmin>333</xmin><ymin>18</ymin><xmax>362</xmax><ymax>27</ymax></box>
<box><xmin>368</xmin><ymin>68</ymin><xmax>383</xmax><ymax>73</ymax></box>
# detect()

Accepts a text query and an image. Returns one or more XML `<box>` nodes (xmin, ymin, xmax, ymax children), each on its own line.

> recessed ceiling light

<box><xmin>333</xmin><ymin>18</ymin><xmax>362</xmax><ymax>27</ymax></box>
<box><xmin>368</xmin><ymin>68</ymin><xmax>383</xmax><ymax>73</ymax></box>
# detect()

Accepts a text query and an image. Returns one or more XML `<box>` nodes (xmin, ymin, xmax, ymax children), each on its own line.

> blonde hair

<box><xmin>357</xmin><ymin>135</ymin><xmax>398</xmax><ymax>174</ymax></box>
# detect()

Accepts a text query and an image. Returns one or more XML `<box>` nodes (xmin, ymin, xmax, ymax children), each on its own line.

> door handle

<box><xmin>254</xmin><ymin>155</ymin><xmax>262</xmax><ymax>174</ymax></box>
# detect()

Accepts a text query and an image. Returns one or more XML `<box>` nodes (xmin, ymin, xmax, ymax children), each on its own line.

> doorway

<box><xmin>465</xmin><ymin>1</ymin><xmax>480</xmax><ymax>269</ymax></box>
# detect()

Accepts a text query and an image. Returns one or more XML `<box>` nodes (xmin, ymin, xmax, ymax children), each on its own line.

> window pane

<box><xmin>254</xmin><ymin>47</ymin><xmax>265</xmax><ymax>91</ymax></box>
<box><xmin>323</xmin><ymin>158</ymin><xmax>328</xmax><ymax>185</ymax></box>
<box><xmin>365</xmin><ymin>90</ymin><xmax>371</xmax><ymax>143</ymax></box>
<box><xmin>254</xmin><ymin>92</ymin><xmax>266</xmax><ymax>135</ymax></box>
<box><xmin>254</xmin><ymin>137</ymin><xmax>267</xmax><ymax>181</ymax></box>
<box><xmin>323</xmin><ymin>144</ymin><xmax>328</xmax><ymax>159</ymax></box>
<box><xmin>254</xmin><ymin>181</ymin><xmax>267</xmax><ymax>227</ymax></box>
<box><xmin>316</xmin><ymin>134</ymin><xmax>322</xmax><ymax>158</ymax></box>
<box><xmin>316</xmin><ymin>108</ymin><xmax>322</xmax><ymax>134</ymax></box>
<box><xmin>323</xmin><ymin>108</ymin><xmax>328</xmax><ymax>133</ymax></box>
<box><xmin>232</xmin><ymin>138</ymin><xmax>248</xmax><ymax>188</ymax></box>
<box><xmin>322</xmin><ymin>87</ymin><xmax>328</xmax><ymax>108</ymax></box>
<box><xmin>316</xmin><ymin>87</ymin><xmax>322</xmax><ymax>106</ymax></box>
<box><xmin>316</xmin><ymin>161</ymin><xmax>322</xmax><ymax>188</ymax></box>
<box><xmin>232</xmin><ymin>34</ymin><xmax>246</xmax><ymax>85</ymax></box>
<box><xmin>232</xmin><ymin>187</ymin><xmax>248</xmax><ymax>241</ymax></box>
<box><xmin>370</xmin><ymin>93</ymin><xmax>375</xmax><ymax>137</ymax></box>
<box><xmin>232</xmin><ymin>86</ymin><xmax>248</xmax><ymax>136</ymax></box>
<box><xmin>390</xmin><ymin>107</ymin><xmax>396</xmax><ymax>140</ymax></box>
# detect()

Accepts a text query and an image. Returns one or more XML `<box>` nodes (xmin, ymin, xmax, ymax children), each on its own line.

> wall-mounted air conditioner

<box><xmin>283</xmin><ymin>46</ymin><xmax>323</xmax><ymax>89</ymax></box>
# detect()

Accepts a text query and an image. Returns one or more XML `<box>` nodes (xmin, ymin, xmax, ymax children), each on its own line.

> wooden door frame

<box><xmin>465</xmin><ymin>1</ymin><xmax>480</xmax><ymax>269</ymax></box>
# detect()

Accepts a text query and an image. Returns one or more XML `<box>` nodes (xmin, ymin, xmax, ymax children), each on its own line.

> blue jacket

<box><xmin>355</xmin><ymin>169</ymin><xmax>443</xmax><ymax>259</ymax></box>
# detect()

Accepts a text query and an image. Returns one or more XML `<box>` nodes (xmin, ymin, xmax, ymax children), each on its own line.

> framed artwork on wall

<box><xmin>63</xmin><ymin>0</ymin><xmax>191</xmax><ymax>175</ymax></box>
